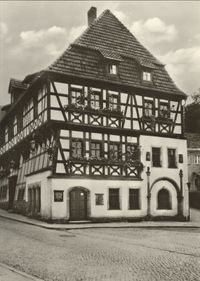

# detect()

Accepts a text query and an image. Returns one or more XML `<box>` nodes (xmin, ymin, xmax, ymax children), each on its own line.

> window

<box><xmin>90</xmin><ymin>91</ymin><xmax>101</xmax><ymax>109</ymax></box>
<box><xmin>0</xmin><ymin>186</ymin><xmax>7</xmax><ymax>200</ymax></box>
<box><xmin>126</xmin><ymin>144</ymin><xmax>139</xmax><ymax>161</ymax></box>
<box><xmin>109</xmin><ymin>143</ymin><xmax>120</xmax><ymax>160</ymax></box>
<box><xmin>17</xmin><ymin>112</ymin><xmax>23</xmax><ymax>133</ymax></box>
<box><xmin>168</xmin><ymin>149</ymin><xmax>177</xmax><ymax>168</ymax></box>
<box><xmin>17</xmin><ymin>188</ymin><xmax>25</xmax><ymax>201</ymax></box>
<box><xmin>8</xmin><ymin>120</ymin><xmax>14</xmax><ymax>140</ymax></box>
<box><xmin>91</xmin><ymin>141</ymin><xmax>102</xmax><ymax>158</ymax></box>
<box><xmin>157</xmin><ymin>189</ymin><xmax>171</xmax><ymax>210</ymax></box>
<box><xmin>0</xmin><ymin>129</ymin><xmax>5</xmax><ymax>146</ymax></box>
<box><xmin>108</xmin><ymin>94</ymin><xmax>119</xmax><ymax>110</ymax></box>
<box><xmin>129</xmin><ymin>189</ymin><xmax>140</xmax><ymax>210</ymax></box>
<box><xmin>70</xmin><ymin>89</ymin><xmax>82</xmax><ymax>104</ymax></box>
<box><xmin>144</xmin><ymin>99</ymin><xmax>154</xmax><ymax>117</ymax></box>
<box><xmin>152</xmin><ymin>147</ymin><xmax>161</xmax><ymax>167</ymax></box>
<box><xmin>143</xmin><ymin>71</ymin><xmax>151</xmax><ymax>82</ymax></box>
<box><xmin>159</xmin><ymin>102</ymin><xmax>170</xmax><ymax>118</ymax></box>
<box><xmin>108</xmin><ymin>64</ymin><xmax>117</xmax><ymax>75</ymax></box>
<box><xmin>95</xmin><ymin>194</ymin><xmax>104</xmax><ymax>205</ymax></box>
<box><xmin>33</xmin><ymin>95</ymin><xmax>38</xmax><ymax>119</ymax></box>
<box><xmin>5</xmin><ymin>127</ymin><xmax>8</xmax><ymax>143</ymax></box>
<box><xmin>109</xmin><ymin>188</ymin><xmax>120</xmax><ymax>210</ymax></box>
<box><xmin>194</xmin><ymin>155</ymin><xmax>200</xmax><ymax>164</ymax></box>
<box><xmin>71</xmin><ymin>139</ymin><xmax>83</xmax><ymax>158</ymax></box>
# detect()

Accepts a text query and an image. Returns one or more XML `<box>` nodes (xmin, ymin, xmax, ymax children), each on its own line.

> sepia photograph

<box><xmin>0</xmin><ymin>1</ymin><xmax>200</xmax><ymax>280</ymax></box>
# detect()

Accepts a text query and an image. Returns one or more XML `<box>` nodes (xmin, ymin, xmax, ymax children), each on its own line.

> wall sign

<box><xmin>54</xmin><ymin>190</ymin><xmax>64</xmax><ymax>202</ymax></box>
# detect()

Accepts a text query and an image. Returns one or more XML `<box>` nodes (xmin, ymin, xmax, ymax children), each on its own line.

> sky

<box><xmin>0</xmin><ymin>1</ymin><xmax>200</xmax><ymax>106</ymax></box>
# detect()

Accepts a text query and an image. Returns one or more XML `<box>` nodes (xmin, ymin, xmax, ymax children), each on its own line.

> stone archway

<box><xmin>150</xmin><ymin>178</ymin><xmax>179</xmax><ymax>217</ymax></box>
<box><xmin>69</xmin><ymin>187</ymin><xmax>90</xmax><ymax>221</ymax></box>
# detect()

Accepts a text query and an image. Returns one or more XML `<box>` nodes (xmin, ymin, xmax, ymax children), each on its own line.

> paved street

<box><xmin>0</xmin><ymin>217</ymin><xmax>200</xmax><ymax>281</ymax></box>
<box><xmin>0</xmin><ymin>263</ymin><xmax>42</xmax><ymax>281</ymax></box>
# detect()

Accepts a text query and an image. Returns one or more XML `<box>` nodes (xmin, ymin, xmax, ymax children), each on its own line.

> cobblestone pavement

<box><xmin>0</xmin><ymin>217</ymin><xmax>200</xmax><ymax>281</ymax></box>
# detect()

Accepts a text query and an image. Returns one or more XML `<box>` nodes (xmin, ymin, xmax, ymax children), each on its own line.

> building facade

<box><xmin>187</xmin><ymin>133</ymin><xmax>200</xmax><ymax>191</ymax></box>
<box><xmin>0</xmin><ymin>8</ymin><xmax>189</xmax><ymax>221</ymax></box>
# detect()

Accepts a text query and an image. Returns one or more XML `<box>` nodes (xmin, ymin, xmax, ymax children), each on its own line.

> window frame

<box><xmin>126</xmin><ymin>144</ymin><xmax>139</xmax><ymax>161</ymax></box>
<box><xmin>142</xmin><ymin>71</ymin><xmax>152</xmax><ymax>82</ymax></box>
<box><xmin>89</xmin><ymin>90</ymin><xmax>102</xmax><ymax>109</ymax></box>
<box><xmin>143</xmin><ymin>99</ymin><xmax>155</xmax><ymax>117</ymax></box>
<box><xmin>109</xmin><ymin>142</ymin><xmax>121</xmax><ymax>161</ymax></box>
<box><xmin>71</xmin><ymin>138</ymin><xmax>84</xmax><ymax>158</ymax></box>
<box><xmin>17</xmin><ymin>112</ymin><xmax>23</xmax><ymax>133</ymax></box>
<box><xmin>129</xmin><ymin>188</ymin><xmax>140</xmax><ymax>210</ymax></box>
<box><xmin>33</xmin><ymin>94</ymin><xmax>38</xmax><ymax>119</ymax></box>
<box><xmin>107</xmin><ymin>63</ymin><xmax>118</xmax><ymax>75</ymax></box>
<box><xmin>152</xmin><ymin>147</ymin><xmax>162</xmax><ymax>167</ymax></box>
<box><xmin>168</xmin><ymin>148</ymin><xmax>177</xmax><ymax>168</ymax></box>
<box><xmin>194</xmin><ymin>154</ymin><xmax>200</xmax><ymax>164</ymax></box>
<box><xmin>108</xmin><ymin>188</ymin><xmax>120</xmax><ymax>210</ymax></box>
<box><xmin>8</xmin><ymin>118</ymin><xmax>14</xmax><ymax>141</ymax></box>
<box><xmin>107</xmin><ymin>93</ymin><xmax>120</xmax><ymax>110</ymax></box>
<box><xmin>159</xmin><ymin>101</ymin><xmax>170</xmax><ymax>119</ymax></box>
<box><xmin>70</xmin><ymin>87</ymin><xmax>83</xmax><ymax>105</ymax></box>
<box><xmin>90</xmin><ymin>140</ymin><xmax>103</xmax><ymax>158</ymax></box>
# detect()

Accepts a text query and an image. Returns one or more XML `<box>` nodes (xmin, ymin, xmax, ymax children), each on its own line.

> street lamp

<box><xmin>187</xmin><ymin>182</ymin><xmax>191</xmax><ymax>221</ymax></box>
<box><xmin>146</xmin><ymin>166</ymin><xmax>151</xmax><ymax>219</ymax></box>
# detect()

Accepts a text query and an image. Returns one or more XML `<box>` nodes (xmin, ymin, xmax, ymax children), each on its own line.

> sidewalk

<box><xmin>0</xmin><ymin>208</ymin><xmax>200</xmax><ymax>230</ymax></box>
<box><xmin>0</xmin><ymin>263</ymin><xmax>43</xmax><ymax>281</ymax></box>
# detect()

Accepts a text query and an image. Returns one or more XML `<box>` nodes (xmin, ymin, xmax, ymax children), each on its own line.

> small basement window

<box><xmin>108</xmin><ymin>64</ymin><xmax>117</xmax><ymax>75</ymax></box>
<box><xmin>143</xmin><ymin>71</ymin><xmax>152</xmax><ymax>82</ymax></box>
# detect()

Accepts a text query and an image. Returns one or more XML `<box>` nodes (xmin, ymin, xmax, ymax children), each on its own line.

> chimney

<box><xmin>87</xmin><ymin>7</ymin><xmax>97</xmax><ymax>26</ymax></box>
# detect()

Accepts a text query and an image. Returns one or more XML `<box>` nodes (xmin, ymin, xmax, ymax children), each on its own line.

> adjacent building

<box><xmin>0</xmin><ymin>8</ymin><xmax>189</xmax><ymax>221</ymax></box>
<box><xmin>187</xmin><ymin>134</ymin><xmax>200</xmax><ymax>191</ymax></box>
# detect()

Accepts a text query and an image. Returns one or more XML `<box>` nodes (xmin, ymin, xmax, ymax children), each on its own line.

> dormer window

<box><xmin>108</xmin><ymin>64</ymin><xmax>117</xmax><ymax>75</ymax></box>
<box><xmin>143</xmin><ymin>71</ymin><xmax>152</xmax><ymax>82</ymax></box>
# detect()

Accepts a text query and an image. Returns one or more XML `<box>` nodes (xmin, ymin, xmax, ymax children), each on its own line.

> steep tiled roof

<box><xmin>186</xmin><ymin>133</ymin><xmax>200</xmax><ymax>148</ymax></box>
<box><xmin>8</xmin><ymin>78</ymin><xmax>28</xmax><ymax>94</ymax></box>
<box><xmin>98</xmin><ymin>48</ymin><xmax>123</xmax><ymax>61</ymax></box>
<box><xmin>48</xmin><ymin>9</ymin><xmax>186</xmax><ymax>97</ymax></box>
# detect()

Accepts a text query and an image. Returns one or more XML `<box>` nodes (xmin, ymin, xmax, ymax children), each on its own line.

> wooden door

<box><xmin>69</xmin><ymin>189</ymin><xmax>87</xmax><ymax>221</ymax></box>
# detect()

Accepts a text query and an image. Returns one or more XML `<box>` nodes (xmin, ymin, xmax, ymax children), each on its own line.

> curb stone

<box><xmin>0</xmin><ymin>262</ymin><xmax>44</xmax><ymax>281</ymax></box>
<box><xmin>0</xmin><ymin>214</ymin><xmax>200</xmax><ymax>230</ymax></box>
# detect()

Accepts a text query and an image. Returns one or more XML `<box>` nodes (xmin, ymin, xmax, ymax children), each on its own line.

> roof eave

<box><xmin>46</xmin><ymin>69</ymin><xmax>187</xmax><ymax>99</ymax></box>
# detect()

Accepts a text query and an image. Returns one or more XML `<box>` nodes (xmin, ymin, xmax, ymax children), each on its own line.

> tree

<box><xmin>191</xmin><ymin>88</ymin><xmax>200</xmax><ymax>104</ymax></box>
<box><xmin>185</xmin><ymin>89</ymin><xmax>200</xmax><ymax>133</ymax></box>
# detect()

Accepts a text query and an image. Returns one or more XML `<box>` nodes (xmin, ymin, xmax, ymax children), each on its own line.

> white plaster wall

<box><xmin>26</xmin><ymin>171</ymin><xmax>52</xmax><ymax>219</ymax></box>
<box><xmin>139</xmin><ymin>135</ymin><xmax>189</xmax><ymax>218</ymax></box>
<box><xmin>50</xmin><ymin>178</ymin><xmax>145</xmax><ymax>220</ymax></box>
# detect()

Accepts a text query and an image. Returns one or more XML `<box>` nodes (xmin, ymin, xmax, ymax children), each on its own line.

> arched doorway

<box><xmin>150</xmin><ymin>179</ymin><xmax>178</xmax><ymax>217</ymax></box>
<box><xmin>69</xmin><ymin>187</ymin><xmax>88</xmax><ymax>221</ymax></box>
<box><xmin>157</xmin><ymin>188</ymin><xmax>171</xmax><ymax>210</ymax></box>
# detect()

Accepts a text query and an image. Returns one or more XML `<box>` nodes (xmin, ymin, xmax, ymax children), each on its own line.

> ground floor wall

<box><xmin>0</xmin><ymin>135</ymin><xmax>189</xmax><ymax>222</ymax></box>
<box><xmin>48</xmin><ymin>175</ymin><xmax>188</xmax><ymax>221</ymax></box>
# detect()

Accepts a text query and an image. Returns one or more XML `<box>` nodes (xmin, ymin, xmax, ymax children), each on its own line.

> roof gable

<box><xmin>73</xmin><ymin>10</ymin><xmax>160</xmax><ymax>63</ymax></box>
<box><xmin>47</xmin><ymin>9</ymin><xmax>186</xmax><ymax>98</ymax></box>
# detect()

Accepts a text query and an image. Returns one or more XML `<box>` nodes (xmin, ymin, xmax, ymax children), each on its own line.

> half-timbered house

<box><xmin>0</xmin><ymin>7</ymin><xmax>189</xmax><ymax>221</ymax></box>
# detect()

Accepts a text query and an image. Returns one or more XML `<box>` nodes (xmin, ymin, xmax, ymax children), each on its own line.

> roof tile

<box><xmin>47</xmin><ymin>9</ymin><xmax>186</xmax><ymax>98</ymax></box>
